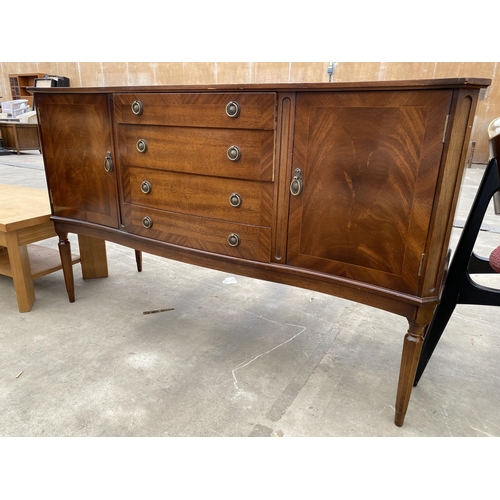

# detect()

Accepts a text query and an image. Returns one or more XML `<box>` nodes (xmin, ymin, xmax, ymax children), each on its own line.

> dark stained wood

<box><xmin>135</xmin><ymin>249</ymin><xmax>142</xmax><ymax>272</ymax></box>
<box><xmin>52</xmin><ymin>217</ymin><xmax>427</xmax><ymax>316</ymax></box>
<box><xmin>113</xmin><ymin>92</ymin><xmax>276</xmax><ymax>130</ymax></box>
<box><xmin>57</xmin><ymin>231</ymin><xmax>75</xmax><ymax>303</ymax></box>
<box><xmin>29</xmin><ymin>77</ymin><xmax>491</xmax><ymax>95</ymax></box>
<box><xmin>124</xmin><ymin>205</ymin><xmax>271</xmax><ymax>263</ymax></box>
<box><xmin>32</xmin><ymin>79</ymin><xmax>491</xmax><ymax>428</ymax></box>
<box><xmin>272</xmin><ymin>93</ymin><xmax>296</xmax><ymax>264</ymax></box>
<box><xmin>117</xmin><ymin>124</ymin><xmax>275</xmax><ymax>181</ymax></box>
<box><xmin>287</xmin><ymin>90</ymin><xmax>452</xmax><ymax>295</ymax></box>
<box><xmin>36</xmin><ymin>93</ymin><xmax>119</xmax><ymax>228</ymax></box>
<box><xmin>419</xmin><ymin>89</ymin><xmax>480</xmax><ymax>297</ymax></box>
<box><xmin>394</xmin><ymin>303</ymin><xmax>435</xmax><ymax>426</ymax></box>
<box><xmin>122</xmin><ymin>166</ymin><xmax>273</xmax><ymax>226</ymax></box>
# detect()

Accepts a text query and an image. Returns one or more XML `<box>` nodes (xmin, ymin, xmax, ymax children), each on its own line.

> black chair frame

<box><xmin>414</xmin><ymin>155</ymin><xmax>500</xmax><ymax>386</ymax></box>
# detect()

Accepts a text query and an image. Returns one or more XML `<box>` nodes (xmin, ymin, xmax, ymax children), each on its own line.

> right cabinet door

<box><xmin>287</xmin><ymin>90</ymin><xmax>453</xmax><ymax>295</ymax></box>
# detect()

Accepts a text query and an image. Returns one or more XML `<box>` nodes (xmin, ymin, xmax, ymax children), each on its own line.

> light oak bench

<box><xmin>0</xmin><ymin>183</ymin><xmax>82</xmax><ymax>312</ymax></box>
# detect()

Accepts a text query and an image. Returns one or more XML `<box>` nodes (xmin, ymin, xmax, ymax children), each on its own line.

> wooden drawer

<box><xmin>113</xmin><ymin>92</ymin><xmax>276</xmax><ymax>130</ymax></box>
<box><xmin>123</xmin><ymin>205</ymin><xmax>271</xmax><ymax>262</ymax></box>
<box><xmin>123</xmin><ymin>166</ymin><xmax>273</xmax><ymax>226</ymax></box>
<box><xmin>117</xmin><ymin>124</ymin><xmax>274</xmax><ymax>182</ymax></box>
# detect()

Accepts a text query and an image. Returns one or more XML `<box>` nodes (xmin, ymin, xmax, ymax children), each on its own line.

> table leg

<box><xmin>78</xmin><ymin>235</ymin><xmax>108</xmax><ymax>279</ymax></box>
<box><xmin>5</xmin><ymin>232</ymin><xmax>35</xmax><ymax>312</ymax></box>
<box><xmin>394</xmin><ymin>305</ymin><xmax>435</xmax><ymax>426</ymax></box>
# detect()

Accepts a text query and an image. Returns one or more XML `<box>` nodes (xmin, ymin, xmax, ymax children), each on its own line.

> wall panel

<box><xmin>1</xmin><ymin>62</ymin><xmax>498</xmax><ymax>162</ymax></box>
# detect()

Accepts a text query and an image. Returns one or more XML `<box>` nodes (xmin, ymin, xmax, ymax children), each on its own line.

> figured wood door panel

<box><xmin>36</xmin><ymin>93</ymin><xmax>119</xmax><ymax>228</ymax></box>
<box><xmin>287</xmin><ymin>90</ymin><xmax>453</xmax><ymax>294</ymax></box>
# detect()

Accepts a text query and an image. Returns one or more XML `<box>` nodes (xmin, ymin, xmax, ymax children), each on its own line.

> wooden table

<box><xmin>0</xmin><ymin>183</ymin><xmax>85</xmax><ymax>312</ymax></box>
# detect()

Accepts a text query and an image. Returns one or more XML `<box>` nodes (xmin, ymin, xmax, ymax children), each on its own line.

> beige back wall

<box><xmin>1</xmin><ymin>62</ymin><xmax>498</xmax><ymax>163</ymax></box>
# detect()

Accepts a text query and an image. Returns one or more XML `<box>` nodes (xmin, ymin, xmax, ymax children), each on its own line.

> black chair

<box><xmin>414</xmin><ymin>131</ymin><xmax>500</xmax><ymax>386</ymax></box>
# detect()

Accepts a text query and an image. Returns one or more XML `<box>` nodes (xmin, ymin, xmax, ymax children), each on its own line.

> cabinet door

<box><xmin>37</xmin><ymin>93</ymin><xmax>119</xmax><ymax>228</ymax></box>
<box><xmin>287</xmin><ymin>90</ymin><xmax>452</xmax><ymax>295</ymax></box>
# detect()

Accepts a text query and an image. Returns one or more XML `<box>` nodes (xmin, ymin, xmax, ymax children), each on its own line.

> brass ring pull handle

<box><xmin>132</xmin><ymin>100</ymin><xmax>143</xmax><ymax>115</ymax></box>
<box><xmin>229</xmin><ymin>193</ymin><xmax>242</xmax><ymax>207</ymax></box>
<box><xmin>227</xmin><ymin>233</ymin><xmax>240</xmax><ymax>247</ymax></box>
<box><xmin>225</xmin><ymin>101</ymin><xmax>240</xmax><ymax>118</ymax></box>
<box><xmin>227</xmin><ymin>145</ymin><xmax>241</xmax><ymax>161</ymax></box>
<box><xmin>142</xmin><ymin>216</ymin><xmax>153</xmax><ymax>229</ymax></box>
<box><xmin>104</xmin><ymin>151</ymin><xmax>114</xmax><ymax>173</ymax></box>
<box><xmin>140</xmin><ymin>181</ymin><xmax>152</xmax><ymax>194</ymax></box>
<box><xmin>290</xmin><ymin>168</ymin><xmax>303</xmax><ymax>196</ymax></box>
<box><xmin>136</xmin><ymin>139</ymin><xmax>148</xmax><ymax>153</ymax></box>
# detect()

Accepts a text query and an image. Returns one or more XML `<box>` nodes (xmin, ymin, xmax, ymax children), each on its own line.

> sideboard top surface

<box><xmin>28</xmin><ymin>77</ymin><xmax>491</xmax><ymax>95</ymax></box>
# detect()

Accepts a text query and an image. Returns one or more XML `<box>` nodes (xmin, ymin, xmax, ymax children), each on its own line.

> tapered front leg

<box><xmin>394</xmin><ymin>306</ymin><xmax>435</xmax><ymax>427</ymax></box>
<box><xmin>135</xmin><ymin>250</ymin><xmax>142</xmax><ymax>272</ymax></box>
<box><xmin>57</xmin><ymin>231</ymin><xmax>75</xmax><ymax>303</ymax></box>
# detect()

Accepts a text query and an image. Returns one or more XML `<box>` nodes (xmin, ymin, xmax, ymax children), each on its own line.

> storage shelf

<box><xmin>8</xmin><ymin>73</ymin><xmax>45</xmax><ymax>109</ymax></box>
<box><xmin>0</xmin><ymin>244</ymin><xmax>80</xmax><ymax>279</ymax></box>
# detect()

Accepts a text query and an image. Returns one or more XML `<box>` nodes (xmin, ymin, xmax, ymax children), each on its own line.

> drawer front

<box><xmin>114</xmin><ymin>92</ymin><xmax>276</xmax><ymax>130</ymax></box>
<box><xmin>117</xmin><ymin>124</ymin><xmax>274</xmax><ymax>181</ymax></box>
<box><xmin>123</xmin><ymin>166</ymin><xmax>273</xmax><ymax>226</ymax></box>
<box><xmin>124</xmin><ymin>205</ymin><xmax>271</xmax><ymax>262</ymax></box>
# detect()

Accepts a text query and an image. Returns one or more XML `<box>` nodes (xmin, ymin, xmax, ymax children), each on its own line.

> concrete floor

<box><xmin>1</xmin><ymin>151</ymin><xmax>499</xmax><ymax>437</ymax></box>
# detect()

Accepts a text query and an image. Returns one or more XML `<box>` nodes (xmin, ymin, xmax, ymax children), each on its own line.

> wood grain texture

<box><xmin>113</xmin><ymin>92</ymin><xmax>277</xmax><ymax>130</ymax></box>
<box><xmin>123</xmin><ymin>166</ymin><xmax>273</xmax><ymax>227</ymax></box>
<box><xmin>33</xmin><ymin>80</ymin><xmax>490</xmax><ymax>427</ymax></box>
<box><xmin>0</xmin><ymin>123</ymin><xmax>40</xmax><ymax>154</ymax></box>
<box><xmin>51</xmin><ymin>217</ymin><xmax>425</xmax><ymax>317</ymax></box>
<box><xmin>394</xmin><ymin>304</ymin><xmax>435</xmax><ymax>426</ymax></box>
<box><xmin>287</xmin><ymin>90</ymin><xmax>452</xmax><ymax>295</ymax></box>
<box><xmin>123</xmin><ymin>205</ymin><xmax>271</xmax><ymax>263</ymax></box>
<box><xmin>117</xmin><ymin>124</ymin><xmax>275</xmax><ymax>182</ymax></box>
<box><xmin>56</xmin><ymin>231</ymin><xmax>75</xmax><ymax>302</ymax></box>
<box><xmin>4</xmin><ymin>231</ymin><xmax>35</xmax><ymax>312</ymax></box>
<box><xmin>0</xmin><ymin>244</ymin><xmax>80</xmax><ymax>280</ymax></box>
<box><xmin>36</xmin><ymin>93</ymin><xmax>119</xmax><ymax>227</ymax></box>
<box><xmin>420</xmin><ymin>90</ymin><xmax>479</xmax><ymax>297</ymax></box>
<box><xmin>77</xmin><ymin>234</ymin><xmax>108</xmax><ymax>279</ymax></box>
<box><xmin>30</xmin><ymin>78</ymin><xmax>491</xmax><ymax>95</ymax></box>
<box><xmin>0</xmin><ymin>184</ymin><xmax>52</xmax><ymax>232</ymax></box>
<box><xmin>271</xmin><ymin>93</ymin><xmax>296</xmax><ymax>263</ymax></box>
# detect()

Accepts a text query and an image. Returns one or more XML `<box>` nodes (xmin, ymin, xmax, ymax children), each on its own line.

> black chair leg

<box><xmin>414</xmin><ymin>156</ymin><xmax>500</xmax><ymax>386</ymax></box>
<box><xmin>413</xmin><ymin>284</ymin><xmax>459</xmax><ymax>386</ymax></box>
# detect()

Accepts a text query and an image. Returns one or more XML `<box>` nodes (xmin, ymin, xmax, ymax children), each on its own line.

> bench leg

<box><xmin>78</xmin><ymin>235</ymin><xmax>108</xmax><ymax>280</ymax></box>
<box><xmin>5</xmin><ymin>232</ymin><xmax>35</xmax><ymax>312</ymax></box>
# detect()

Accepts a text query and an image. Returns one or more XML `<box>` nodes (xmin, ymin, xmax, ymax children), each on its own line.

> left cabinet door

<box><xmin>37</xmin><ymin>93</ymin><xmax>119</xmax><ymax>228</ymax></box>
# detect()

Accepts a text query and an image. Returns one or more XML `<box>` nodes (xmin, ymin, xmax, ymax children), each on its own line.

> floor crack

<box><xmin>231</xmin><ymin>311</ymin><xmax>307</xmax><ymax>390</ymax></box>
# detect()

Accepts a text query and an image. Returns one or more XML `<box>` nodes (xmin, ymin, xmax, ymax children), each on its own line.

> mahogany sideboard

<box><xmin>31</xmin><ymin>78</ymin><xmax>491</xmax><ymax>427</ymax></box>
